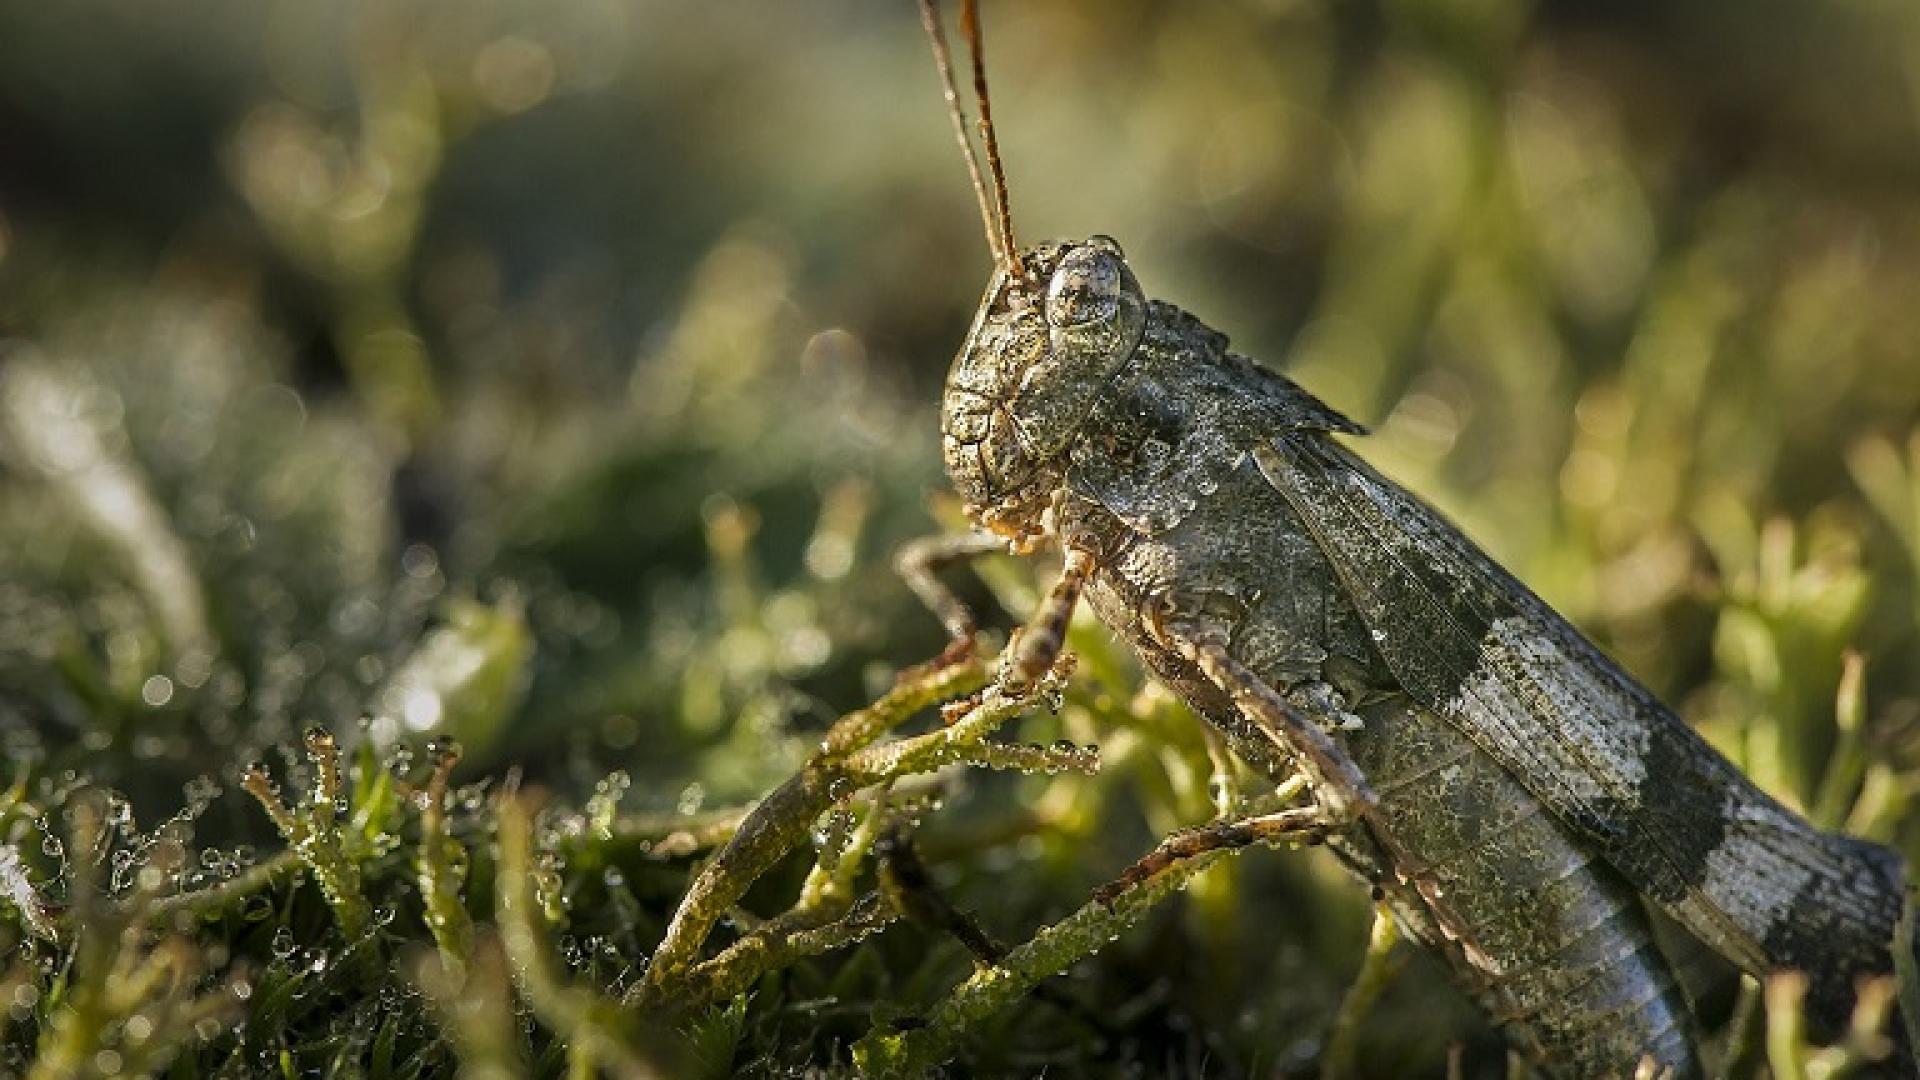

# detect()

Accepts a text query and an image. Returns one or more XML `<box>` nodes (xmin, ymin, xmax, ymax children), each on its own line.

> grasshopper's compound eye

<box><xmin>1045</xmin><ymin>245</ymin><xmax>1124</xmax><ymax>329</ymax></box>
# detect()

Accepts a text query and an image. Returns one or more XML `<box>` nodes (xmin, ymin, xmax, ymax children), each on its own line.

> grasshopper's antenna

<box><xmin>917</xmin><ymin>0</ymin><xmax>1020</xmax><ymax>276</ymax></box>
<box><xmin>958</xmin><ymin>0</ymin><xmax>1020</xmax><ymax>276</ymax></box>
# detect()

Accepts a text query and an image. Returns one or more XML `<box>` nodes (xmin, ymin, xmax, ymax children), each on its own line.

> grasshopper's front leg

<box><xmin>895</xmin><ymin>531</ymin><xmax>1010</xmax><ymax>663</ymax></box>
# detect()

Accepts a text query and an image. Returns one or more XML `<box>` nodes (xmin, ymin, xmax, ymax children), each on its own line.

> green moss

<box><xmin>2</xmin><ymin>2</ymin><xmax>1920</xmax><ymax>1076</ymax></box>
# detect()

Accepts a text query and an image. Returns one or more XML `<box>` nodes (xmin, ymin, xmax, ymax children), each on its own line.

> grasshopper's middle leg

<box><xmin>1145</xmin><ymin>607</ymin><xmax>1379</xmax><ymax>830</ymax></box>
<box><xmin>999</xmin><ymin>547</ymin><xmax>1095</xmax><ymax>692</ymax></box>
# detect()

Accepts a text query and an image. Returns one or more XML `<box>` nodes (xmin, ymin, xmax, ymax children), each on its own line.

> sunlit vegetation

<box><xmin>2</xmin><ymin>1</ymin><xmax>1919</xmax><ymax>1075</ymax></box>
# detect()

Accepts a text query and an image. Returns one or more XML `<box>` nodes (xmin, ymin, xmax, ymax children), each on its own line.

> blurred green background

<box><xmin>3</xmin><ymin>0</ymin><xmax>1920</xmax><ymax>1075</ymax></box>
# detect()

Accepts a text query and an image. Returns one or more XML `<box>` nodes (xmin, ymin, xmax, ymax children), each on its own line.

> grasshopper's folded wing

<box><xmin>1254</xmin><ymin>432</ymin><xmax>1905</xmax><ymax>1000</ymax></box>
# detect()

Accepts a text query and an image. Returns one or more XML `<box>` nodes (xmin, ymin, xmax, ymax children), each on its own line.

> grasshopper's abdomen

<box><xmin>1346</xmin><ymin>697</ymin><xmax>1701</xmax><ymax>1077</ymax></box>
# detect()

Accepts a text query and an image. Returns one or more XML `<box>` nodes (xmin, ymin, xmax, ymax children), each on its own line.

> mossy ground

<box><xmin>2</xmin><ymin>3</ymin><xmax>1920</xmax><ymax>1077</ymax></box>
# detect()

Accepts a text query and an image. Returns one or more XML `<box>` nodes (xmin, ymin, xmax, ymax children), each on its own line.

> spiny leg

<box><xmin>1145</xmin><ymin>618</ymin><xmax>1472</xmax><ymax>1009</ymax></box>
<box><xmin>1000</xmin><ymin>547</ymin><xmax>1096</xmax><ymax>693</ymax></box>
<box><xmin>1147</xmin><ymin>608</ymin><xmax>1378</xmax><ymax>828</ymax></box>
<box><xmin>894</xmin><ymin>531</ymin><xmax>1008</xmax><ymax>651</ymax></box>
<box><xmin>1093</xmin><ymin>806</ymin><xmax>1329</xmax><ymax>905</ymax></box>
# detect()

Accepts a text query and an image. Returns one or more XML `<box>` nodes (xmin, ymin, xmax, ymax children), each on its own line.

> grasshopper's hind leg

<box><xmin>1094</xmin><ymin>806</ymin><xmax>1330</xmax><ymax>905</ymax></box>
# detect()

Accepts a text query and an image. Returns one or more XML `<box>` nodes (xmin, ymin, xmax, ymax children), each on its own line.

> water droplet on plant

<box><xmin>676</xmin><ymin>782</ymin><xmax>706</xmax><ymax>816</ymax></box>
<box><xmin>1208</xmin><ymin>775</ymin><xmax>1232</xmax><ymax>808</ymax></box>
<box><xmin>183</xmin><ymin>775</ymin><xmax>222</xmax><ymax>811</ymax></box>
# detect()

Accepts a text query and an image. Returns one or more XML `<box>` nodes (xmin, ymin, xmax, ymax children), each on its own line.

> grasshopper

<box><xmin>900</xmin><ymin>2</ymin><xmax>1918</xmax><ymax>1075</ymax></box>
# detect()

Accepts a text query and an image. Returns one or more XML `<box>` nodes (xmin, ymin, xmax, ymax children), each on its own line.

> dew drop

<box><xmin>676</xmin><ymin>782</ymin><xmax>707</xmax><ymax>816</ymax></box>
<box><xmin>1207</xmin><ymin>775</ymin><xmax>1233</xmax><ymax>809</ymax></box>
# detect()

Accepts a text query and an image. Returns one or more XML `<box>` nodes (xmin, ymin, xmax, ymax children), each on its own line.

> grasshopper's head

<box><xmin>916</xmin><ymin>4</ymin><xmax>1144</xmax><ymax>533</ymax></box>
<box><xmin>941</xmin><ymin>235</ymin><xmax>1147</xmax><ymax>533</ymax></box>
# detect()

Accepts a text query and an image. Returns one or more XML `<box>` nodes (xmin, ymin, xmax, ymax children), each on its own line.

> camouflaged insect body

<box><xmin>940</xmin><ymin>237</ymin><xmax>1916</xmax><ymax>1078</ymax></box>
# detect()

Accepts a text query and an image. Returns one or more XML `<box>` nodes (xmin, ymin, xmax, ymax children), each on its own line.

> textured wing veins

<box><xmin>1251</xmin><ymin>431</ymin><xmax>1903</xmax><ymax>991</ymax></box>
